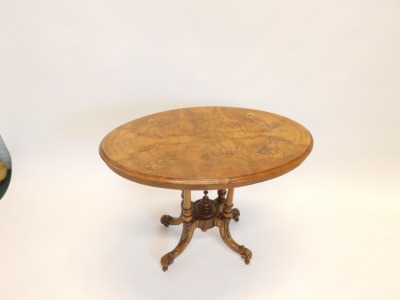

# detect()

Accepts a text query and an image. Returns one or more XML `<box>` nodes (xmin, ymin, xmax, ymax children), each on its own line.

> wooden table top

<box><xmin>100</xmin><ymin>107</ymin><xmax>313</xmax><ymax>190</ymax></box>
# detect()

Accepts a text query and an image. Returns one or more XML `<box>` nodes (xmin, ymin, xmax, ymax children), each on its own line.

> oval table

<box><xmin>99</xmin><ymin>106</ymin><xmax>313</xmax><ymax>271</ymax></box>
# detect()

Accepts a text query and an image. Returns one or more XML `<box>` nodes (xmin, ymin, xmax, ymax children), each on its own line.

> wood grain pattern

<box><xmin>99</xmin><ymin>106</ymin><xmax>313</xmax><ymax>190</ymax></box>
<box><xmin>100</xmin><ymin>107</ymin><xmax>313</xmax><ymax>270</ymax></box>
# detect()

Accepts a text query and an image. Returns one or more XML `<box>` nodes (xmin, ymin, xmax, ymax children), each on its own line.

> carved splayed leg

<box><xmin>217</xmin><ymin>188</ymin><xmax>252</xmax><ymax>264</ymax></box>
<box><xmin>161</xmin><ymin>221</ymin><xmax>197</xmax><ymax>271</ymax></box>
<box><xmin>160</xmin><ymin>191</ymin><xmax>184</xmax><ymax>227</ymax></box>
<box><xmin>160</xmin><ymin>215</ymin><xmax>182</xmax><ymax>227</ymax></box>
<box><xmin>161</xmin><ymin>190</ymin><xmax>196</xmax><ymax>271</ymax></box>
<box><xmin>218</xmin><ymin>220</ymin><xmax>252</xmax><ymax>264</ymax></box>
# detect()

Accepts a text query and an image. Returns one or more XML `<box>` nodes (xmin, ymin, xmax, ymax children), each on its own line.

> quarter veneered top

<box><xmin>100</xmin><ymin>107</ymin><xmax>313</xmax><ymax>190</ymax></box>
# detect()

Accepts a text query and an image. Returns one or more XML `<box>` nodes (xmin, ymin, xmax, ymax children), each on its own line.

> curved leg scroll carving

<box><xmin>217</xmin><ymin>188</ymin><xmax>252</xmax><ymax>264</ymax></box>
<box><xmin>160</xmin><ymin>191</ymin><xmax>185</xmax><ymax>227</ymax></box>
<box><xmin>160</xmin><ymin>215</ymin><xmax>182</xmax><ymax>227</ymax></box>
<box><xmin>161</xmin><ymin>221</ymin><xmax>197</xmax><ymax>271</ymax></box>
<box><xmin>218</xmin><ymin>220</ymin><xmax>252</xmax><ymax>264</ymax></box>
<box><xmin>232</xmin><ymin>208</ymin><xmax>240</xmax><ymax>222</ymax></box>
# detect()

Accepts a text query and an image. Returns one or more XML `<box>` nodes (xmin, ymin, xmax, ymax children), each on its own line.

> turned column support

<box><xmin>222</xmin><ymin>188</ymin><xmax>234</xmax><ymax>219</ymax></box>
<box><xmin>181</xmin><ymin>190</ymin><xmax>192</xmax><ymax>223</ymax></box>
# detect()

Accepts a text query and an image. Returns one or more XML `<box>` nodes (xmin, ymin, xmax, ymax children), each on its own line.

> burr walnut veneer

<box><xmin>99</xmin><ymin>106</ymin><xmax>313</xmax><ymax>271</ymax></box>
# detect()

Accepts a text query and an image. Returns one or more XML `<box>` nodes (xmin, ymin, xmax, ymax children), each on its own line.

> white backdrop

<box><xmin>1</xmin><ymin>1</ymin><xmax>400</xmax><ymax>299</ymax></box>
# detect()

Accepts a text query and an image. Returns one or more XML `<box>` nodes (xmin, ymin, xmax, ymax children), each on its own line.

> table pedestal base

<box><xmin>160</xmin><ymin>189</ymin><xmax>252</xmax><ymax>271</ymax></box>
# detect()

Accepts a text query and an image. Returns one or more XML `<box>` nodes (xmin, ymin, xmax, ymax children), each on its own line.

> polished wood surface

<box><xmin>100</xmin><ymin>106</ymin><xmax>313</xmax><ymax>190</ymax></box>
<box><xmin>100</xmin><ymin>107</ymin><xmax>313</xmax><ymax>270</ymax></box>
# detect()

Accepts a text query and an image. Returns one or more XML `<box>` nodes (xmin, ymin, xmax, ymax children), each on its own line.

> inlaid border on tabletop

<box><xmin>99</xmin><ymin>106</ymin><xmax>313</xmax><ymax>190</ymax></box>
